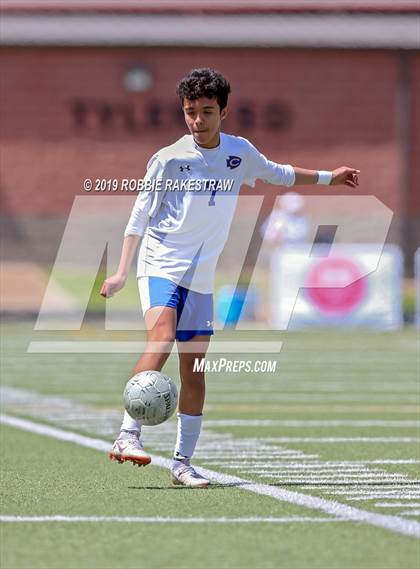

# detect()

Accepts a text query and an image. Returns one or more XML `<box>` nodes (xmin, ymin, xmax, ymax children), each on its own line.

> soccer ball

<box><xmin>123</xmin><ymin>371</ymin><xmax>178</xmax><ymax>426</ymax></box>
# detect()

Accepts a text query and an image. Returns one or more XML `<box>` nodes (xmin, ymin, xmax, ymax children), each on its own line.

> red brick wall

<box><xmin>1</xmin><ymin>47</ymin><xmax>418</xmax><ymax>226</ymax></box>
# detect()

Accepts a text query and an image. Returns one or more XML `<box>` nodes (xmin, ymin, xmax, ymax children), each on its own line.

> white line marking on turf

<box><xmin>304</xmin><ymin>486</ymin><xmax>418</xmax><ymax>491</ymax></box>
<box><xmin>198</xmin><ymin>454</ymin><xmax>320</xmax><ymax>460</ymax></box>
<box><xmin>261</xmin><ymin>437</ymin><xmax>420</xmax><ymax>443</ymax></box>
<box><xmin>375</xmin><ymin>503</ymin><xmax>420</xmax><ymax>508</ymax></box>
<box><xmin>243</xmin><ymin>468</ymin><xmax>371</xmax><ymax>474</ymax></box>
<box><xmin>207</xmin><ymin>460</ymin><xmax>420</xmax><ymax>467</ymax></box>
<box><xmin>204</xmin><ymin>420</ymin><xmax>420</xmax><ymax>428</ymax></box>
<box><xmin>330</xmin><ymin>488</ymin><xmax>420</xmax><ymax>494</ymax></box>
<box><xmin>27</xmin><ymin>341</ymin><xmax>283</xmax><ymax>354</ymax></box>
<box><xmin>253</xmin><ymin>473</ymin><xmax>411</xmax><ymax>479</ymax></box>
<box><xmin>347</xmin><ymin>495</ymin><xmax>420</xmax><ymax>501</ymax></box>
<box><xmin>207</xmin><ymin>386</ymin><xmax>419</xmax><ymax>394</ymax></box>
<box><xmin>2</xmin><ymin>413</ymin><xmax>419</xmax><ymax>539</ymax></box>
<box><xmin>305</xmin><ymin>485</ymin><xmax>419</xmax><ymax>489</ymax></box>
<box><xmin>206</xmin><ymin>395</ymin><xmax>417</xmax><ymax>403</ymax></box>
<box><xmin>251</xmin><ymin>470</ymin><xmax>414</xmax><ymax>486</ymax></box>
<box><xmin>0</xmin><ymin>516</ymin><xmax>346</xmax><ymax>524</ymax></box>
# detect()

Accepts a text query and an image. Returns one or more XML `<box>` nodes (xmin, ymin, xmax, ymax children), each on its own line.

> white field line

<box><xmin>347</xmin><ymin>495</ymin><xmax>420</xmax><ymax>501</ymax></box>
<box><xmin>259</xmin><ymin>437</ymin><xmax>420</xmax><ymax>443</ymax></box>
<box><xmin>27</xmin><ymin>341</ymin><xmax>283</xmax><ymax>354</ymax></box>
<box><xmin>236</xmin><ymin>467</ymin><xmax>393</xmax><ymax>473</ymax></box>
<box><xmin>298</xmin><ymin>480</ymin><xmax>417</xmax><ymax>488</ymax></box>
<box><xmin>235</xmin><ymin>464</ymin><xmax>381</xmax><ymax>470</ymax></box>
<box><xmin>200</xmin><ymin>458</ymin><xmax>321</xmax><ymax>464</ymax></box>
<box><xmin>217</xmin><ymin>378</ymin><xmax>418</xmax><ymax>384</ymax></box>
<box><xmin>303</xmin><ymin>486</ymin><xmax>418</xmax><ymax>491</ymax></box>
<box><xmin>197</xmin><ymin>454</ymin><xmax>320</xmax><ymax>460</ymax></box>
<box><xmin>1</xmin><ymin>413</ymin><xmax>419</xmax><ymax>539</ymax></box>
<box><xmin>209</xmin><ymin>384</ymin><xmax>419</xmax><ymax>392</ymax></box>
<box><xmin>326</xmin><ymin>493</ymin><xmax>420</xmax><ymax>500</ymax></box>
<box><xmin>208</xmin><ymin>388</ymin><xmax>419</xmax><ymax>394</ymax></box>
<box><xmin>252</xmin><ymin>473</ymin><xmax>410</xmax><ymax>479</ymax></box>
<box><xmin>245</xmin><ymin>475</ymin><xmax>414</xmax><ymax>481</ymax></box>
<box><xmin>302</xmin><ymin>485</ymin><xmax>419</xmax><ymax>489</ymax></box>
<box><xmin>194</xmin><ymin>456</ymin><xmax>320</xmax><ymax>461</ymax></box>
<box><xmin>329</xmin><ymin>488</ymin><xmax>420</xmax><ymax>495</ymax></box>
<box><xmin>247</xmin><ymin>479</ymin><xmax>414</xmax><ymax>485</ymax></box>
<box><xmin>375</xmin><ymin>503</ymin><xmax>420</xmax><ymax>508</ymax></box>
<box><xmin>206</xmin><ymin>395</ymin><xmax>417</xmax><ymax>403</ymax></box>
<box><xmin>203</xmin><ymin>460</ymin><xmax>420</xmax><ymax>467</ymax></box>
<box><xmin>400</xmin><ymin>511</ymin><xmax>420</xmax><ymax>517</ymax></box>
<box><xmin>196</xmin><ymin>443</ymin><xmax>309</xmax><ymax>450</ymax></box>
<box><xmin>197</xmin><ymin>448</ymin><xmax>311</xmax><ymax>454</ymax></box>
<box><xmin>227</xmin><ymin>464</ymin><xmax>372</xmax><ymax>469</ymax></box>
<box><xmin>0</xmin><ymin>515</ymin><xmax>345</xmax><ymax>524</ymax></box>
<box><xmin>204</xmin><ymin>420</ymin><xmax>420</xmax><ymax>427</ymax></box>
<box><xmin>248</xmin><ymin>478</ymin><xmax>417</xmax><ymax>485</ymax></box>
<box><xmin>205</xmin><ymin>407</ymin><xmax>420</xmax><ymax>413</ymax></box>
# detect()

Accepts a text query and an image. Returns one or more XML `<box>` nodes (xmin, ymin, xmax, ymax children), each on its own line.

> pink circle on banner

<box><xmin>304</xmin><ymin>257</ymin><xmax>368</xmax><ymax>316</ymax></box>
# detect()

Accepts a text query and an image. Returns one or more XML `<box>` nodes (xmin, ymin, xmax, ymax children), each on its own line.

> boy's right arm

<box><xmin>100</xmin><ymin>154</ymin><xmax>166</xmax><ymax>298</ymax></box>
<box><xmin>100</xmin><ymin>234</ymin><xmax>141</xmax><ymax>298</ymax></box>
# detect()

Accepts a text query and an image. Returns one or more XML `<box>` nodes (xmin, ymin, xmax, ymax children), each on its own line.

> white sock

<box><xmin>173</xmin><ymin>412</ymin><xmax>202</xmax><ymax>461</ymax></box>
<box><xmin>120</xmin><ymin>410</ymin><xmax>141</xmax><ymax>433</ymax></box>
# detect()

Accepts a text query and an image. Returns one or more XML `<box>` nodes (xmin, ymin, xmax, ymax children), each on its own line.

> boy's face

<box><xmin>182</xmin><ymin>97</ymin><xmax>228</xmax><ymax>148</ymax></box>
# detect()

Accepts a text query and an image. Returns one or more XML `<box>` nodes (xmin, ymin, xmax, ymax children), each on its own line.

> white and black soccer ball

<box><xmin>123</xmin><ymin>371</ymin><xmax>178</xmax><ymax>426</ymax></box>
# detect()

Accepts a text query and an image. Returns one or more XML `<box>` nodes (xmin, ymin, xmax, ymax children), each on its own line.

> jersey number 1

<box><xmin>208</xmin><ymin>190</ymin><xmax>217</xmax><ymax>206</ymax></box>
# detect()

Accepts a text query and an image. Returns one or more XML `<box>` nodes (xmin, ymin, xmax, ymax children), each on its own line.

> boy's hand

<box><xmin>330</xmin><ymin>167</ymin><xmax>360</xmax><ymax>188</ymax></box>
<box><xmin>100</xmin><ymin>274</ymin><xmax>126</xmax><ymax>298</ymax></box>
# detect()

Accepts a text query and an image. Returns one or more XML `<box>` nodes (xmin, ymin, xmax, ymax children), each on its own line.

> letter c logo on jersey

<box><xmin>226</xmin><ymin>156</ymin><xmax>242</xmax><ymax>170</ymax></box>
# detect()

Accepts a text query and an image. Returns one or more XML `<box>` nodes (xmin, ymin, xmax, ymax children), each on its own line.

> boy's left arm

<box><xmin>293</xmin><ymin>166</ymin><xmax>360</xmax><ymax>188</ymax></box>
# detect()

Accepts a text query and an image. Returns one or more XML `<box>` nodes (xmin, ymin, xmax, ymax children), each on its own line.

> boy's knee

<box><xmin>148</xmin><ymin>322</ymin><xmax>176</xmax><ymax>344</ymax></box>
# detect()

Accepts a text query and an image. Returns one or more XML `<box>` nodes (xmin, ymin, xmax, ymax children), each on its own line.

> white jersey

<box><xmin>125</xmin><ymin>133</ymin><xmax>295</xmax><ymax>293</ymax></box>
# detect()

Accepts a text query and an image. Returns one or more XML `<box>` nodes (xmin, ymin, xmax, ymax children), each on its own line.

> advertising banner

<box><xmin>270</xmin><ymin>245</ymin><xmax>402</xmax><ymax>330</ymax></box>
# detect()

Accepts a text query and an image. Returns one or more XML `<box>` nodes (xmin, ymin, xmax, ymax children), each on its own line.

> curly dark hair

<box><xmin>176</xmin><ymin>68</ymin><xmax>231</xmax><ymax>111</ymax></box>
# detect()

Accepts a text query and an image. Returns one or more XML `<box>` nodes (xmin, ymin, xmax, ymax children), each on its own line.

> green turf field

<box><xmin>1</xmin><ymin>321</ymin><xmax>419</xmax><ymax>569</ymax></box>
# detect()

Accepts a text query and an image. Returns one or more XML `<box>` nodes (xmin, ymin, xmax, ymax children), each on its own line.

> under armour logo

<box><xmin>180</xmin><ymin>165</ymin><xmax>191</xmax><ymax>172</ymax></box>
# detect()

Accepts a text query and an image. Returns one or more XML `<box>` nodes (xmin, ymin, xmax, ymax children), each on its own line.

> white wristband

<box><xmin>317</xmin><ymin>170</ymin><xmax>333</xmax><ymax>185</ymax></box>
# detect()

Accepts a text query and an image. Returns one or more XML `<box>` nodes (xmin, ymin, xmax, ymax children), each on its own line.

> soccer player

<box><xmin>101</xmin><ymin>68</ymin><xmax>359</xmax><ymax>487</ymax></box>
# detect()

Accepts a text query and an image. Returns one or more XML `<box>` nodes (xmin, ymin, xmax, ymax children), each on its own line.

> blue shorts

<box><xmin>138</xmin><ymin>276</ymin><xmax>214</xmax><ymax>342</ymax></box>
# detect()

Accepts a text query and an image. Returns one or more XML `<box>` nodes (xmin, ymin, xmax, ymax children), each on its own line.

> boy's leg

<box><xmin>110</xmin><ymin>305</ymin><xmax>176</xmax><ymax>465</ymax></box>
<box><xmin>171</xmin><ymin>335</ymin><xmax>211</xmax><ymax>487</ymax></box>
<box><xmin>134</xmin><ymin>305</ymin><xmax>177</xmax><ymax>374</ymax></box>
<box><xmin>177</xmin><ymin>335</ymin><xmax>209</xmax><ymax>416</ymax></box>
<box><xmin>121</xmin><ymin>305</ymin><xmax>177</xmax><ymax>431</ymax></box>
